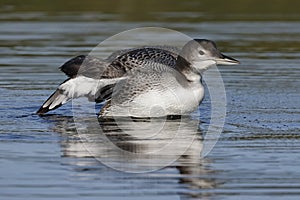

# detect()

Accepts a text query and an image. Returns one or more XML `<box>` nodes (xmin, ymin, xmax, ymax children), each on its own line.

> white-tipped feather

<box><xmin>43</xmin><ymin>97</ymin><xmax>53</xmax><ymax>108</ymax></box>
<box><xmin>37</xmin><ymin>75</ymin><xmax>125</xmax><ymax>114</ymax></box>
<box><xmin>48</xmin><ymin>94</ymin><xmax>68</xmax><ymax>110</ymax></box>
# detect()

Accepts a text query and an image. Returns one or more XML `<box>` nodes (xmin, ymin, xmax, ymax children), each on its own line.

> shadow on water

<box><xmin>40</xmin><ymin>114</ymin><xmax>218</xmax><ymax>197</ymax></box>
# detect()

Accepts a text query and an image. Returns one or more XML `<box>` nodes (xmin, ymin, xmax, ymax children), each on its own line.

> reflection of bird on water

<box><xmin>36</xmin><ymin>39</ymin><xmax>239</xmax><ymax>117</ymax></box>
<box><xmin>44</xmin><ymin>114</ymin><xmax>218</xmax><ymax>192</ymax></box>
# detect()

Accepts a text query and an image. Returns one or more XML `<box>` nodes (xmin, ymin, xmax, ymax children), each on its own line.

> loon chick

<box><xmin>36</xmin><ymin>39</ymin><xmax>239</xmax><ymax>117</ymax></box>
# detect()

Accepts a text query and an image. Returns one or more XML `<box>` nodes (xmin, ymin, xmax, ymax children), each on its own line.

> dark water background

<box><xmin>1</xmin><ymin>0</ymin><xmax>300</xmax><ymax>199</ymax></box>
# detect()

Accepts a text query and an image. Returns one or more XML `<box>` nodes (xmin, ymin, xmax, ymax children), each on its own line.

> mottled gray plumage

<box><xmin>99</xmin><ymin>61</ymin><xmax>189</xmax><ymax>117</ymax></box>
<box><xmin>61</xmin><ymin>46</ymin><xmax>180</xmax><ymax>79</ymax></box>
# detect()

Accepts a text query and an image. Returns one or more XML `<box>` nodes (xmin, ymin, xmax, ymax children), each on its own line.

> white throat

<box><xmin>192</xmin><ymin>60</ymin><xmax>216</xmax><ymax>72</ymax></box>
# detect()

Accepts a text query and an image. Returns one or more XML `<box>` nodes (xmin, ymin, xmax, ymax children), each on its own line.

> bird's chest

<box><xmin>130</xmin><ymin>81</ymin><xmax>204</xmax><ymax>116</ymax></box>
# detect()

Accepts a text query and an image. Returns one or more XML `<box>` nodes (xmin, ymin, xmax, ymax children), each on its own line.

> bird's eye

<box><xmin>199</xmin><ymin>50</ymin><xmax>205</xmax><ymax>55</ymax></box>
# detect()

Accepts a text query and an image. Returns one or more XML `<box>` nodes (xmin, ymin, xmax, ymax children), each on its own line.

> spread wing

<box><xmin>37</xmin><ymin>46</ymin><xmax>179</xmax><ymax>114</ymax></box>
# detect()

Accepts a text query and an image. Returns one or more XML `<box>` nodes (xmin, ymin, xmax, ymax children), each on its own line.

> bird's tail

<box><xmin>36</xmin><ymin>89</ymin><xmax>70</xmax><ymax>114</ymax></box>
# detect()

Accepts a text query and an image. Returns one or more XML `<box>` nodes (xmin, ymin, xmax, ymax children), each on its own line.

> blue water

<box><xmin>1</xmin><ymin>1</ymin><xmax>300</xmax><ymax>199</ymax></box>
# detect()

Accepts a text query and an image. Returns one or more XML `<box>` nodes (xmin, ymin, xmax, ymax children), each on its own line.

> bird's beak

<box><xmin>216</xmin><ymin>54</ymin><xmax>240</xmax><ymax>65</ymax></box>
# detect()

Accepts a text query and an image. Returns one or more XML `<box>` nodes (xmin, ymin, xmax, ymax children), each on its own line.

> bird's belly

<box><xmin>106</xmin><ymin>84</ymin><xmax>204</xmax><ymax>117</ymax></box>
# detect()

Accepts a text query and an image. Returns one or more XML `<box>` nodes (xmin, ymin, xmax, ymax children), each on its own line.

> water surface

<box><xmin>1</xmin><ymin>1</ymin><xmax>300</xmax><ymax>199</ymax></box>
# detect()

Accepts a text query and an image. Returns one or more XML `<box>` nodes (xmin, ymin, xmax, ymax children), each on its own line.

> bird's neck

<box><xmin>175</xmin><ymin>56</ymin><xmax>202</xmax><ymax>82</ymax></box>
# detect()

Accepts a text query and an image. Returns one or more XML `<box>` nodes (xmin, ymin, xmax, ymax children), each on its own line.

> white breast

<box><xmin>104</xmin><ymin>76</ymin><xmax>204</xmax><ymax>117</ymax></box>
